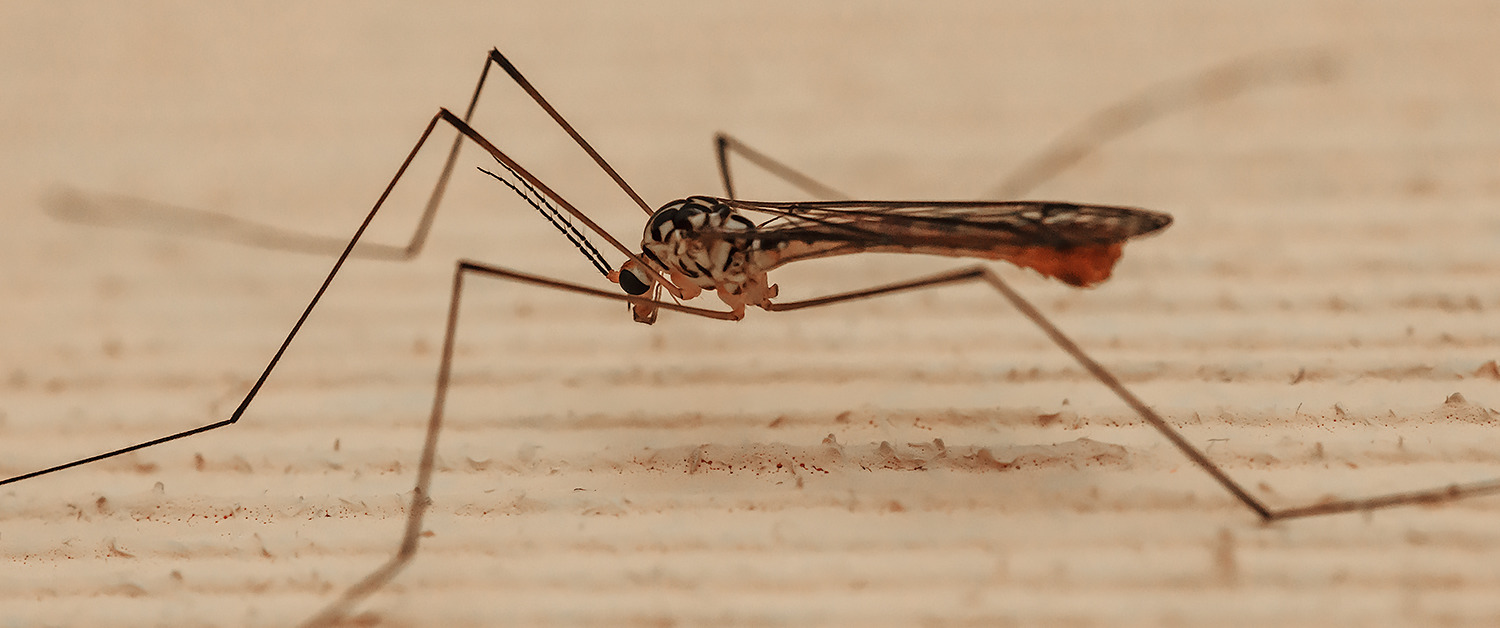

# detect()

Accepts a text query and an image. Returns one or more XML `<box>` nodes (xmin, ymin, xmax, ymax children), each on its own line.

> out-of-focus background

<box><xmin>3</xmin><ymin>2</ymin><xmax>1499</xmax><ymax>626</ymax></box>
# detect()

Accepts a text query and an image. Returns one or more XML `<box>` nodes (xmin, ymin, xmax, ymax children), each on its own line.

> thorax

<box><xmin>639</xmin><ymin>196</ymin><xmax>764</xmax><ymax>292</ymax></box>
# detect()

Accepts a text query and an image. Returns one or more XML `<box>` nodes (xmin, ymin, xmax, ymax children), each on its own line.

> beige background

<box><xmin>3</xmin><ymin>2</ymin><xmax>1500</xmax><ymax>626</ymax></box>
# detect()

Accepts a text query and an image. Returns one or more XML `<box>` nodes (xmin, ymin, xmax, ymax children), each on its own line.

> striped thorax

<box><xmin>635</xmin><ymin>196</ymin><xmax>781</xmax><ymax>314</ymax></box>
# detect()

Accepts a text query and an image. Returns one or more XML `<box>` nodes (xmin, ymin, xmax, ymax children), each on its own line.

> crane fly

<box><xmin>13</xmin><ymin>47</ymin><xmax>1500</xmax><ymax>627</ymax></box>
<box><xmin>466</xmin><ymin>109</ymin><xmax>1171</xmax><ymax>323</ymax></box>
<box><xmin>597</xmin><ymin>195</ymin><xmax>1170</xmax><ymax>323</ymax></box>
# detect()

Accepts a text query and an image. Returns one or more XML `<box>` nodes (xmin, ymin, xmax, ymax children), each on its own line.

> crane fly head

<box><xmin>616</xmin><ymin>259</ymin><xmax>653</xmax><ymax>296</ymax></box>
<box><xmin>610</xmin><ymin>258</ymin><xmax>661</xmax><ymax>325</ymax></box>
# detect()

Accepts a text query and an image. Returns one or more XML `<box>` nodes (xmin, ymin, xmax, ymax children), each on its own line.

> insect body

<box><xmin>618</xmin><ymin>196</ymin><xmax>1172</xmax><ymax>320</ymax></box>
<box><xmin>621</xmin><ymin>196</ymin><xmax>774</xmax><ymax>314</ymax></box>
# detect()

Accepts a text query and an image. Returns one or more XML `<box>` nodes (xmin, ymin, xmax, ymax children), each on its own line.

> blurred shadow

<box><xmin>41</xmin><ymin>186</ymin><xmax>414</xmax><ymax>261</ymax></box>
<box><xmin>991</xmin><ymin>47</ymin><xmax>1339</xmax><ymax>198</ymax></box>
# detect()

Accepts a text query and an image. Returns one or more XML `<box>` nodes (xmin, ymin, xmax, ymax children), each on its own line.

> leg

<box><xmin>297</xmin><ymin>260</ymin><xmax>739</xmax><ymax>627</ymax></box>
<box><xmin>714</xmin><ymin>132</ymin><xmax>850</xmax><ymax>200</ymax></box>
<box><xmin>306</xmin><ymin>259</ymin><xmax>1500</xmax><ymax>624</ymax></box>
<box><xmin>45</xmin><ymin>48</ymin><xmax>655</xmax><ymax>259</ymax></box>
<box><xmin>0</xmin><ymin>102</ymin><xmax>684</xmax><ymax>489</ymax></box>
<box><xmin>2</xmin><ymin>111</ymin><xmax>453</xmax><ymax>487</ymax></box>
<box><xmin>765</xmin><ymin>266</ymin><xmax>1500</xmax><ymax>521</ymax></box>
<box><xmin>9</xmin><ymin>46</ymin><xmax>724</xmax><ymax>489</ymax></box>
<box><xmin>711</xmin><ymin>49</ymin><xmax>1334</xmax><ymax>205</ymax></box>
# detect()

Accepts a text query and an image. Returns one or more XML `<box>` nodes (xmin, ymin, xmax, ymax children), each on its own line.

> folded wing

<box><xmin>707</xmin><ymin>198</ymin><xmax>1173</xmax><ymax>287</ymax></box>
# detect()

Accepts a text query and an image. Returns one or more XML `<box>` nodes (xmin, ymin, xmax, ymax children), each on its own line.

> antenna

<box><xmin>477</xmin><ymin>161</ymin><xmax>614</xmax><ymax>277</ymax></box>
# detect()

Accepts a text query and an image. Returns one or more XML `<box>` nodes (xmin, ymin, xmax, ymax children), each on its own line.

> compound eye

<box><xmin>619</xmin><ymin>265</ymin><xmax>652</xmax><ymax>295</ymax></box>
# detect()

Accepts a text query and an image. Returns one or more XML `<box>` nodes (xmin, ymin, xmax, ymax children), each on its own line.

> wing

<box><xmin>706</xmin><ymin>198</ymin><xmax>1173</xmax><ymax>287</ymax></box>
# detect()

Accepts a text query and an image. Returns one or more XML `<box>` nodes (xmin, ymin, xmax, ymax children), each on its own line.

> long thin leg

<box><xmin>707</xmin><ymin>50</ymin><xmax>1481</xmax><ymax>522</ymax></box>
<box><xmin>440</xmin><ymin>110</ymin><xmax>680</xmax><ymax>293</ymax></box>
<box><xmin>44</xmin><ymin>48</ymin><xmax>656</xmax><ymax>259</ymax></box>
<box><xmin>2</xmin><ymin>111</ymin><xmax>438</xmax><ymax>487</ymax></box>
<box><xmin>398</xmin><ymin>49</ymin><xmax>499</xmax><ymax>259</ymax></box>
<box><xmin>766</xmin><ymin>269</ymin><xmax>1255</xmax><ymax>519</ymax></box>
<box><xmin>298</xmin><ymin>259</ymin><xmax>734</xmax><ymax>627</ymax></box>
<box><xmin>767</xmin><ymin>266</ymin><xmax>1500</xmax><ymax>521</ymax></box>
<box><xmin>487</xmin><ymin>50</ymin><xmax>652</xmax><ymax>215</ymax></box>
<box><xmin>296</xmin><ymin>264</ymin><xmax>470</xmax><ymax>628</ymax></box>
<box><xmin>292</xmin><ymin>267</ymin><xmax>1090</xmax><ymax>625</ymax></box>
<box><xmin>712</xmin><ymin>48</ymin><xmax>1336</xmax><ymax>205</ymax></box>
<box><xmin>302</xmin><ymin>257</ymin><xmax>1500</xmax><ymax>624</ymax></box>
<box><xmin>714</xmin><ymin>132</ymin><xmax>850</xmax><ymax>200</ymax></box>
<box><xmin>0</xmin><ymin>105</ymin><xmax>674</xmax><ymax>488</ymax></box>
<box><xmin>972</xmin><ymin>270</ymin><xmax>1274</xmax><ymax>519</ymax></box>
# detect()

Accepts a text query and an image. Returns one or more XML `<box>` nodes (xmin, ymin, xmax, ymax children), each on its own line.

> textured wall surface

<box><xmin>3</xmin><ymin>2</ymin><xmax>1499</xmax><ymax>626</ymax></box>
